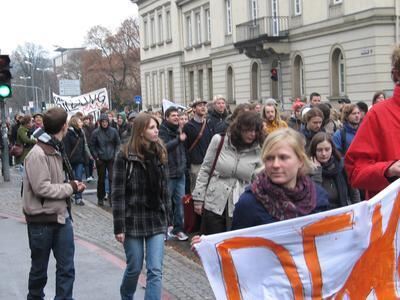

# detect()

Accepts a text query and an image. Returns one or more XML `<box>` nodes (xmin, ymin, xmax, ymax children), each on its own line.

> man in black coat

<box><xmin>159</xmin><ymin>107</ymin><xmax>188</xmax><ymax>241</ymax></box>
<box><xmin>207</xmin><ymin>95</ymin><xmax>228</xmax><ymax>135</ymax></box>
<box><xmin>183</xmin><ymin>99</ymin><xmax>212</xmax><ymax>192</ymax></box>
<box><xmin>90</xmin><ymin>113</ymin><xmax>120</xmax><ymax>206</ymax></box>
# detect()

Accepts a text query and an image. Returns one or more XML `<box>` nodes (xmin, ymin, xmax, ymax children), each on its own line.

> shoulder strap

<box><xmin>188</xmin><ymin>120</ymin><xmax>207</xmax><ymax>153</ymax></box>
<box><xmin>70</xmin><ymin>137</ymin><xmax>81</xmax><ymax>158</ymax></box>
<box><xmin>340</xmin><ymin>127</ymin><xmax>347</xmax><ymax>155</ymax></box>
<box><xmin>207</xmin><ymin>134</ymin><xmax>225</xmax><ymax>185</ymax></box>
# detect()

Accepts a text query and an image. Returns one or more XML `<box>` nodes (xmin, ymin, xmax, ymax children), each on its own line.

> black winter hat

<box><xmin>99</xmin><ymin>113</ymin><xmax>109</xmax><ymax>122</ymax></box>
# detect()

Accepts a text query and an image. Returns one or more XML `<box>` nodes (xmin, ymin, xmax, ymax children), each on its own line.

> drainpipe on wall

<box><xmin>396</xmin><ymin>0</ymin><xmax>399</xmax><ymax>45</ymax></box>
<box><xmin>278</xmin><ymin>55</ymin><xmax>284</xmax><ymax>111</ymax></box>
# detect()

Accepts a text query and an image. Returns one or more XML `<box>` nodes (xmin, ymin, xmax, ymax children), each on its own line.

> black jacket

<box><xmin>183</xmin><ymin>118</ymin><xmax>212</xmax><ymax>165</ymax></box>
<box><xmin>159</xmin><ymin>120</ymin><xmax>186</xmax><ymax>178</ymax></box>
<box><xmin>90</xmin><ymin>125</ymin><xmax>120</xmax><ymax>161</ymax></box>
<box><xmin>63</xmin><ymin>127</ymin><xmax>86</xmax><ymax>165</ymax></box>
<box><xmin>208</xmin><ymin>109</ymin><xmax>228</xmax><ymax>135</ymax></box>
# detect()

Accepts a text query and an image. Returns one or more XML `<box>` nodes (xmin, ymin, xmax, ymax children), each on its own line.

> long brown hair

<box><xmin>123</xmin><ymin>112</ymin><xmax>167</xmax><ymax>164</ymax></box>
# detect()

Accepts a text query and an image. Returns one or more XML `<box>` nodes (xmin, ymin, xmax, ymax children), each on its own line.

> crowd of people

<box><xmin>13</xmin><ymin>46</ymin><xmax>400</xmax><ymax>300</ymax></box>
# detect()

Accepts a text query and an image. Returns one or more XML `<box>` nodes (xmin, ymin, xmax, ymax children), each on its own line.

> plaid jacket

<box><xmin>112</xmin><ymin>150</ymin><xmax>172</xmax><ymax>237</ymax></box>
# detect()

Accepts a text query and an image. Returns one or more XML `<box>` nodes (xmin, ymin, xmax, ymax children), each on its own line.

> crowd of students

<box><xmin>11</xmin><ymin>54</ymin><xmax>397</xmax><ymax>299</ymax></box>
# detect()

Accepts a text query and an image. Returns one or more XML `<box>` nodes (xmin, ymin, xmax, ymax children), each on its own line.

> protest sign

<box><xmin>196</xmin><ymin>179</ymin><xmax>400</xmax><ymax>299</ymax></box>
<box><xmin>53</xmin><ymin>88</ymin><xmax>109</xmax><ymax>118</ymax></box>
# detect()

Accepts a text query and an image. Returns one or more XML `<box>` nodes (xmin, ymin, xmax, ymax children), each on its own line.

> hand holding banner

<box><xmin>196</xmin><ymin>179</ymin><xmax>400</xmax><ymax>299</ymax></box>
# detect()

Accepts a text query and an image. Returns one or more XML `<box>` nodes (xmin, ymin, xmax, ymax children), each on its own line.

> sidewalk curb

<box><xmin>0</xmin><ymin>212</ymin><xmax>174</xmax><ymax>300</ymax></box>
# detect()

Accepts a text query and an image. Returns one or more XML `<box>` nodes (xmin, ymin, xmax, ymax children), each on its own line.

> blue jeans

<box><xmin>27</xmin><ymin>218</ymin><xmax>75</xmax><ymax>300</ymax></box>
<box><xmin>167</xmin><ymin>175</ymin><xmax>185</xmax><ymax>234</ymax></box>
<box><xmin>72</xmin><ymin>163</ymin><xmax>84</xmax><ymax>201</ymax></box>
<box><xmin>121</xmin><ymin>234</ymin><xmax>165</xmax><ymax>300</ymax></box>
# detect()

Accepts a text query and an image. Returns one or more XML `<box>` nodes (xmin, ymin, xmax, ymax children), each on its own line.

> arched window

<box><xmin>227</xmin><ymin>66</ymin><xmax>235</xmax><ymax>103</ymax></box>
<box><xmin>251</xmin><ymin>62</ymin><xmax>259</xmax><ymax>101</ymax></box>
<box><xmin>293</xmin><ymin>55</ymin><xmax>304</xmax><ymax>98</ymax></box>
<box><xmin>331</xmin><ymin>48</ymin><xmax>346</xmax><ymax>96</ymax></box>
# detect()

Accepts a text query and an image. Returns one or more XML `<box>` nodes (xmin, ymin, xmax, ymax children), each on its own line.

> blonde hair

<box><xmin>68</xmin><ymin>116</ymin><xmax>81</xmax><ymax>129</ymax></box>
<box><xmin>261</xmin><ymin>128</ymin><xmax>313</xmax><ymax>177</ymax></box>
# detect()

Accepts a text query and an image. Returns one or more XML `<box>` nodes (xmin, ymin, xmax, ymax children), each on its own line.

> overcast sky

<box><xmin>1</xmin><ymin>0</ymin><xmax>138</xmax><ymax>56</ymax></box>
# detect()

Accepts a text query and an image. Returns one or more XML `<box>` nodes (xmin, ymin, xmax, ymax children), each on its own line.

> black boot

<box><xmin>98</xmin><ymin>199</ymin><xmax>104</xmax><ymax>206</ymax></box>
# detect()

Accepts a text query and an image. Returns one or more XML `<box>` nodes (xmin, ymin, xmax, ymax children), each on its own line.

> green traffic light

<box><xmin>0</xmin><ymin>84</ymin><xmax>11</xmax><ymax>98</ymax></box>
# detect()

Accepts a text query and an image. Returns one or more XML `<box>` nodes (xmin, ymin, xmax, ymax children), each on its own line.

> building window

<box><xmin>189</xmin><ymin>71</ymin><xmax>194</xmax><ymax>101</ymax></box>
<box><xmin>186</xmin><ymin>15</ymin><xmax>193</xmax><ymax>47</ymax></box>
<box><xmin>208</xmin><ymin>68</ymin><xmax>213</xmax><ymax>100</ymax></box>
<box><xmin>146</xmin><ymin>74</ymin><xmax>151</xmax><ymax>106</ymax></box>
<box><xmin>294</xmin><ymin>0</ymin><xmax>302</xmax><ymax>16</ymax></box>
<box><xmin>205</xmin><ymin>8</ymin><xmax>211</xmax><ymax>42</ymax></box>
<box><xmin>331</xmin><ymin>48</ymin><xmax>346</xmax><ymax>97</ymax></box>
<box><xmin>143</xmin><ymin>20</ymin><xmax>148</xmax><ymax>48</ymax></box>
<box><xmin>150</xmin><ymin>16</ymin><xmax>156</xmax><ymax>46</ymax></box>
<box><xmin>168</xmin><ymin>70</ymin><xmax>174</xmax><ymax>100</ymax></box>
<box><xmin>250</xmin><ymin>0</ymin><xmax>258</xmax><ymax>20</ymax></box>
<box><xmin>158</xmin><ymin>13</ymin><xmax>163</xmax><ymax>43</ymax></box>
<box><xmin>251</xmin><ymin>62</ymin><xmax>259</xmax><ymax>101</ymax></box>
<box><xmin>227</xmin><ymin>66</ymin><xmax>234</xmax><ymax>103</ymax></box>
<box><xmin>152</xmin><ymin>73</ymin><xmax>157</xmax><ymax>106</ymax></box>
<box><xmin>226</xmin><ymin>0</ymin><xmax>232</xmax><ymax>35</ymax></box>
<box><xmin>339</xmin><ymin>53</ymin><xmax>345</xmax><ymax>95</ymax></box>
<box><xmin>271</xmin><ymin>0</ymin><xmax>279</xmax><ymax>36</ymax></box>
<box><xmin>159</xmin><ymin>71</ymin><xmax>165</xmax><ymax>100</ymax></box>
<box><xmin>198</xmin><ymin>69</ymin><xmax>204</xmax><ymax>99</ymax></box>
<box><xmin>195</xmin><ymin>12</ymin><xmax>202</xmax><ymax>45</ymax></box>
<box><xmin>293</xmin><ymin>55</ymin><xmax>305</xmax><ymax>98</ymax></box>
<box><xmin>166</xmin><ymin>10</ymin><xmax>172</xmax><ymax>41</ymax></box>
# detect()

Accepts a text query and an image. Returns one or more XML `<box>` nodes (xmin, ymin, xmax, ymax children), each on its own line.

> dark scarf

<box><xmin>251</xmin><ymin>171</ymin><xmax>317</xmax><ymax>221</ymax></box>
<box><xmin>144</xmin><ymin>151</ymin><xmax>163</xmax><ymax>210</ymax></box>
<box><xmin>33</xmin><ymin>127</ymin><xmax>74</xmax><ymax>217</ymax></box>
<box><xmin>321</xmin><ymin>157</ymin><xmax>349</xmax><ymax>207</ymax></box>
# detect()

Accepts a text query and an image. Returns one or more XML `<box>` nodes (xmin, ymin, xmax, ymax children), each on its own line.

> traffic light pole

<box><xmin>0</xmin><ymin>98</ymin><xmax>10</xmax><ymax>181</ymax></box>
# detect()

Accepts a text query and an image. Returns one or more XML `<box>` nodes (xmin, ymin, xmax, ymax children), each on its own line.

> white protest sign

<box><xmin>196</xmin><ymin>179</ymin><xmax>400</xmax><ymax>299</ymax></box>
<box><xmin>162</xmin><ymin>99</ymin><xmax>187</xmax><ymax>113</ymax></box>
<box><xmin>53</xmin><ymin>88</ymin><xmax>109</xmax><ymax>116</ymax></box>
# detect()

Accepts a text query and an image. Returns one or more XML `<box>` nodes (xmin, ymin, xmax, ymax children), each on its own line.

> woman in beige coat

<box><xmin>192</xmin><ymin>111</ymin><xmax>264</xmax><ymax>234</ymax></box>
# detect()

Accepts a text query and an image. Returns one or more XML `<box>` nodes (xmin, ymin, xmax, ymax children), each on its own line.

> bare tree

<box><xmin>10</xmin><ymin>43</ymin><xmax>53</xmax><ymax>114</ymax></box>
<box><xmin>84</xmin><ymin>17</ymin><xmax>141</xmax><ymax>109</ymax></box>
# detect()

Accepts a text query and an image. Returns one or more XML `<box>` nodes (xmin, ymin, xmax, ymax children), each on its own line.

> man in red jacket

<box><xmin>345</xmin><ymin>46</ymin><xmax>400</xmax><ymax>199</ymax></box>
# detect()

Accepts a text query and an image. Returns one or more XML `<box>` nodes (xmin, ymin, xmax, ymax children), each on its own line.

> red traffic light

<box><xmin>270</xmin><ymin>68</ymin><xmax>278</xmax><ymax>81</ymax></box>
<box><xmin>0</xmin><ymin>55</ymin><xmax>10</xmax><ymax>67</ymax></box>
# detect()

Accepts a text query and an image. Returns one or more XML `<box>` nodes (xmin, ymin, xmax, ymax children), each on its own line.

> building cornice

<box><xmin>289</xmin><ymin>7</ymin><xmax>395</xmax><ymax>41</ymax></box>
<box><xmin>141</xmin><ymin>50</ymin><xmax>184</xmax><ymax>64</ymax></box>
<box><xmin>181</xmin><ymin>57</ymin><xmax>212</xmax><ymax>67</ymax></box>
<box><xmin>176</xmin><ymin>0</ymin><xmax>192</xmax><ymax>7</ymax></box>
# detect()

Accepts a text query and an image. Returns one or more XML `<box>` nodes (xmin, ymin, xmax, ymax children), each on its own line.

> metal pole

<box><xmin>0</xmin><ymin>99</ymin><xmax>10</xmax><ymax>181</ymax></box>
<box><xmin>41</xmin><ymin>70</ymin><xmax>45</xmax><ymax>104</ymax></box>
<box><xmin>278</xmin><ymin>55</ymin><xmax>284</xmax><ymax>111</ymax></box>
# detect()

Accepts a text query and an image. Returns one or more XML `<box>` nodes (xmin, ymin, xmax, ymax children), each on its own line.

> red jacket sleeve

<box><xmin>345</xmin><ymin>109</ymin><xmax>393</xmax><ymax>195</ymax></box>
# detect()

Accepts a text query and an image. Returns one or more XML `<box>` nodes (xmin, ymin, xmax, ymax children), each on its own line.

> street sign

<box><xmin>134</xmin><ymin>95</ymin><xmax>142</xmax><ymax>104</ymax></box>
<box><xmin>59</xmin><ymin>79</ymin><xmax>81</xmax><ymax>96</ymax></box>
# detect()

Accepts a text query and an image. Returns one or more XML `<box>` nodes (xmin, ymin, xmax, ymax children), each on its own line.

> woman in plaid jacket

<box><xmin>112</xmin><ymin>112</ymin><xmax>171</xmax><ymax>300</ymax></box>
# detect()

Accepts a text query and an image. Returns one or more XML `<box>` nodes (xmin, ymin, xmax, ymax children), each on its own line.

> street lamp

<box><xmin>36</xmin><ymin>67</ymin><xmax>52</xmax><ymax>104</ymax></box>
<box><xmin>24</xmin><ymin>60</ymin><xmax>38</xmax><ymax>111</ymax></box>
<box><xmin>19</xmin><ymin>76</ymin><xmax>31</xmax><ymax>111</ymax></box>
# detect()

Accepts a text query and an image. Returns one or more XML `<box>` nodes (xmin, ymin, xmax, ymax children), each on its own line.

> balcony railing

<box><xmin>236</xmin><ymin>16</ymin><xmax>289</xmax><ymax>43</ymax></box>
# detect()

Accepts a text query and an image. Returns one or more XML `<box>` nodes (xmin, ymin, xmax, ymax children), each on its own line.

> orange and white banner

<box><xmin>195</xmin><ymin>179</ymin><xmax>400</xmax><ymax>299</ymax></box>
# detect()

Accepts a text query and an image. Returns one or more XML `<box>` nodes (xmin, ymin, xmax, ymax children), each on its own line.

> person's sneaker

<box><xmin>174</xmin><ymin>231</ymin><xmax>189</xmax><ymax>241</ymax></box>
<box><xmin>86</xmin><ymin>176</ymin><xmax>94</xmax><ymax>183</ymax></box>
<box><xmin>76</xmin><ymin>199</ymin><xmax>85</xmax><ymax>206</ymax></box>
<box><xmin>98</xmin><ymin>199</ymin><xmax>104</xmax><ymax>206</ymax></box>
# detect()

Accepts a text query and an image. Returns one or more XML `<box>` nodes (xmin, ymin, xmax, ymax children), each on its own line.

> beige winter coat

<box><xmin>192</xmin><ymin>134</ymin><xmax>262</xmax><ymax>217</ymax></box>
<box><xmin>23</xmin><ymin>141</ymin><xmax>75</xmax><ymax>224</ymax></box>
